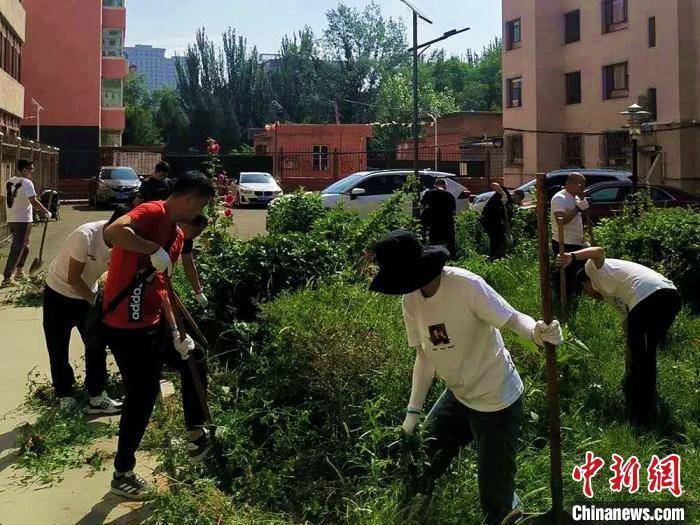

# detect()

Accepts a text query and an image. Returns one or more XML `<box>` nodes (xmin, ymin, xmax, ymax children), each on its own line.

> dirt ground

<box><xmin>0</xmin><ymin>204</ymin><xmax>267</xmax><ymax>525</ymax></box>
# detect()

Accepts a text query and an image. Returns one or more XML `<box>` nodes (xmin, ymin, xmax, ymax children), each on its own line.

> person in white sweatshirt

<box><xmin>557</xmin><ymin>246</ymin><xmax>681</xmax><ymax>425</ymax></box>
<box><xmin>370</xmin><ymin>230</ymin><xmax>563</xmax><ymax>525</ymax></box>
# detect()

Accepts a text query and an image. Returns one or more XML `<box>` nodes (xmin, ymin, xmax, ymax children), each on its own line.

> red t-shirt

<box><xmin>103</xmin><ymin>201</ymin><xmax>184</xmax><ymax>329</ymax></box>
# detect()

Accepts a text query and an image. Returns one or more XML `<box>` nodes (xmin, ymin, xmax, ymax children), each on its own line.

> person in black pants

<box><xmin>102</xmin><ymin>172</ymin><xmax>214</xmax><ymax>499</ymax></box>
<box><xmin>480</xmin><ymin>183</ymin><xmax>524</xmax><ymax>260</ymax></box>
<box><xmin>558</xmin><ymin>247</ymin><xmax>681</xmax><ymax>425</ymax></box>
<box><xmin>420</xmin><ymin>179</ymin><xmax>457</xmax><ymax>259</ymax></box>
<box><xmin>42</xmin><ymin>206</ymin><xmax>128</xmax><ymax>412</ymax></box>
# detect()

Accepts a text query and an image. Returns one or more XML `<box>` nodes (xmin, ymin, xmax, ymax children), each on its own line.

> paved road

<box><xmin>0</xmin><ymin>204</ymin><xmax>267</xmax><ymax>271</ymax></box>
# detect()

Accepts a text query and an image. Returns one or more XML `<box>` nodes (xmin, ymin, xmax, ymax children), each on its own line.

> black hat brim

<box><xmin>369</xmin><ymin>245</ymin><xmax>449</xmax><ymax>295</ymax></box>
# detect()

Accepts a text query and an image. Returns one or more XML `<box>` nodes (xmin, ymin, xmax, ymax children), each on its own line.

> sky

<box><xmin>125</xmin><ymin>0</ymin><xmax>502</xmax><ymax>58</ymax></box>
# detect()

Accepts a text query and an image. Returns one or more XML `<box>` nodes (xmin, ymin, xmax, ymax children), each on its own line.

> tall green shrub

<box><xmin>596</xmin><ymin>206</ymin><xmax>700</xmax><ymax>307</ymax></box>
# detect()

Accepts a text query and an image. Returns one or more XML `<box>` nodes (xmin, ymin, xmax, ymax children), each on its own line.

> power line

<box><xmin>503</xmin><ymin>121</ymin><xmax>699</xmax><ymax>137</ymax></box>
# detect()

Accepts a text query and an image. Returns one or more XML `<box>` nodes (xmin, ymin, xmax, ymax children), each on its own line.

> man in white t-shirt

<box><xmin>557</xmin><ymin>247</ymin><xmax>681</xmax><ymax>426</ymax></box>
<box><xmin>1</xmin><ymin>159</ymin><xmax>51</xmax><ymax>286</ymax></box>
<box><xmin>43</xmin><ymin>207</ymin><xmax>129</xmax><ymax>412</ymax></box>
<box><xmin>550</xmin><ymin>172</ymin><xmax>589</xmax><ymax>299</ymax></box>
<box><xmin>370</xmin><ymin>230</ymin><xmax>563</xmax><ymax>525</ymax></box>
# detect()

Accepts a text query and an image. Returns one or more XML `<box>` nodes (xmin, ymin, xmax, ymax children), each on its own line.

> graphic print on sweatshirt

<box><xmin>428</xmin><ymin>323</ymin><xmax>454</xmax><ymax>350</ymax></box>
<box><xmin>6</xmin><ymin>181</ymin><xmax>21</xmax><ymax>209</ymax></box>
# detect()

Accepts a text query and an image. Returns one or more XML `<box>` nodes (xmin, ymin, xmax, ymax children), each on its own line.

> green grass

<box><xmin>143</xmin><ymin>250</ymin><xmax>699</xmax><ymax>524</ymax></box>
<box><xmin>13</xmin><ymin>370</ymin><xmax>120</xmax><ymax>484</ymax></box>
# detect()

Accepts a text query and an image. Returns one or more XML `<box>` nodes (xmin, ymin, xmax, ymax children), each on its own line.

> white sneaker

<box><xmin>59</xmin><ymin>396</ymin><xmax>77</xmax><ymax>411</ymax></box>
<box><xmin>85</xmin><ymin>392</ymin><xmax>123</xmax><ymax>415</ymax></box>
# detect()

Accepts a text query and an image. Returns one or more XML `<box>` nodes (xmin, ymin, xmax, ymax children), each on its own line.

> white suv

<box><xmin>321</xmin><ymin>170</ymin><xmax>470</xmax><ymax>216</ymax></box>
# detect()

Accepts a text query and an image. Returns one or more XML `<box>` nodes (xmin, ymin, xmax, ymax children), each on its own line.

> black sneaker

<box><xmin>188</xmin><ymin>428</ymin><xmax>213</xmax><ymax>462</ymax></box>
<box><xmin>110</xmin><ymin>471</ymin><xmax>150</xmax><ymax>500</ymax></box>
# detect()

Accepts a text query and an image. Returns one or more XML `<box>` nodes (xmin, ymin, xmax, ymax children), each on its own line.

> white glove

<box><xmin>150</xmin><ymin>247</ymin><xmax>172</xmax><ymax>275</ymax></box>
<box><xmin>402</xmin><ymin>412</ymin><xmax>421</xmax><ymax>435</ymax></box>
<box><xmin>195</xmin><ymin>292</ymin><xmax>208</xmax><ymax>306</ymax></box>
<box><xmin>172</xmin><ymin>331</ymin><xmax>195</xmax><ymax>360</ymax></box>
<box><xmin>576</xmin><ymin>198</ymin><xmax>590</xmax><ymax>211</ymax></box>
<box><xmin>532</xmin><ymin>320</ymin><xmax>563</xmax><ymax>347</ymax></box>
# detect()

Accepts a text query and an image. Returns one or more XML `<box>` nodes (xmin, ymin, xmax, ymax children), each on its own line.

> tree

<box><xmin>268</xmin><ymin>28</ymin><xmax>332</xmax><ymax>123</ymax></box>
<box><xmin>372</xmin><ymin>68</ymin><xmax>459</xmax><ymax>152</ymax></box>
<box><xmin>322</xmin><ymin>1</ymin><xmax>408</xmax><ymax>123</ymax></box>
<box><xmin>152</xmin><ymin>88</ymin><xmax>189</xmax><ymax>152</ymax></box>
<box><xmin>123</xmin><ymin>73</ymin><xmax>161</xmax><ymax>146</ymax></box>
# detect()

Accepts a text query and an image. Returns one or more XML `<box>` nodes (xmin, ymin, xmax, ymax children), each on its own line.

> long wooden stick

<box><xmin>557</xmin><ymin>217</ymin><xmax>567</xmax><ymax>322</ymax></box>
<box><xmin>163</xmin><ymin>275</ymin><xmax>212</xmax><ymax>424</ymax></box>
<box><xmin>536</xmin><ymin>173</ymin><xmax>565</xmax><ymax>523</ymax></box>
<box><xmin>172</xmin><ymin>291</ymin><xmax>210</xmax><ymax>351</ymax></box>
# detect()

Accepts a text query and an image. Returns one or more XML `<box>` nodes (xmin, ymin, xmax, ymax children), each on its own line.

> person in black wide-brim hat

<box><xmin>370</xmin><ymin>230</ymin><xmax>564</xmax><ymax>525</ymax></box>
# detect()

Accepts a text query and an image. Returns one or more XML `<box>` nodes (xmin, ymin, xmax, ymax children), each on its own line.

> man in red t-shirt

<box><xmin>102</xmin><ymin>171</ymin><xmax>214</xmax><ymax>499</ymax></box>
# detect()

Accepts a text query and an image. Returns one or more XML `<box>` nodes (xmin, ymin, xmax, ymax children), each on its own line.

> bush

<box><xmin>596</xmin><ymin>205</ymin><xmax>700</xmax><ymax>307</ymax></box>
<box><xmin>266</xmin><ymin>190</ymin><xmax>326</xmax><ymax>235</ymax></box>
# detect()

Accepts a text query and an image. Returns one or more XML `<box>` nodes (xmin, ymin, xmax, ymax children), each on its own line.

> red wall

<box><xmin>21</xmin><ymin>0</ymin><xmax>102</xmax><ymax>127</ymax></box>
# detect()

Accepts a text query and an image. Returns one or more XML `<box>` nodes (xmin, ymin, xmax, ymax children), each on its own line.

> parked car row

<box><xmin>89</xmin><ymin>168</ymin><xmax>285</xmax><ymax>209</ymax></box>
<box><xmin>321</xmin><ymin>169</ymin><xmax>471</xmax><ymax>216</ymax></box>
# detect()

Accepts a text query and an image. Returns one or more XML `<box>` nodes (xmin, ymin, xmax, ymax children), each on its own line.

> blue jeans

<box><xmin>423</xmin><ymin>390</ymin><xmax>522</xmax><ymax>525</ymax></box>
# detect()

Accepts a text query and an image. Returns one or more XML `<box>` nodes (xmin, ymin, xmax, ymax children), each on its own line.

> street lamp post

<box><xmin>427</xmin><ymin>113</ymin><xmax>439</xmax><ymax>171</ymax></box>
<box><xmin>31</xmin><ymin>99</ymin><xmax>44</xmax><ymax>144</ymax></box>
<box><xmin>399</xmin><ymin>0</ymin><xmax>468</xmax><ymax>215</ymax></box>
<box><xmin>619</xmin><ymin>103</ymin><xmax>650</xmax><ymax>196</ymax></box>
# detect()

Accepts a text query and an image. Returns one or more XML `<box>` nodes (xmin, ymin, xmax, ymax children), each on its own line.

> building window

<box><xmin>506</xmin><ymin>77</ymin><xmax>522</xmax><ymax>108</ymax></box>
<box><xmin>312</xmin><ymin>145</ymin><xmax>329</xmax><ymax>171</ymax></box>
<box><xmin>562</xmin><ymin>134</ymin><xmax>584</xmax><ymax>167</ymax></box>
<box><xmin>506</xmin><ymin>134</ymin><xmax>523</xmax><ymax>165</ymax></box>
<box><xmin>102</xmin><ymin>29</ymin><xmax>124</xmax><ymax>57</ymax></box>
<box><xmin>566</xmin><ymin>71</ymin><xmax>582</xmax><ymax>105</ymax></box>
<box><xmin>0</xmin><ymin>22</ymin><xmax>22</xmax><ymax>81</ymax></box>
<box><xmin>506</xmin><ymin>19</ymin><xmax>522</xmax><ymax>50</ymax></box>
<box><xmin>102</xmin><ymin>79</ymin><xmax>123</xmax><ymax>108</ymax></box>
<box><xmin>101</xmin><ymin>131</ymin><xmax>122</xmax><ymax>147</ymax></box>
<box><xmin>647</xmin><ymin>87</ymin><xmax>657</xmax><ymax>121</ymax></box>
<box><xmin>602</xmin><ymin>132</ymin><xmax>630</xmax><ymax>167</ymax></box>
<box><xmin>602</xmin><ymin>0</ymin><xmax>628</xmax><ymax>34</ymax></box>
<box><xmin>103</xmin><ymin>0</ymin><xmax>125</xmax><ymax>6</ymax></box>
<box><xmin>565</xmin><ymin>10</ymin><xmax>581</xmax><ymax>44</ymax></box>
<box><xmin>648</xmin><ymin>17</ymin><xmax>656</xmax><ymax>47</ymax></box>
<box><xmin>603</xmin><ymin>62</ymin><xmax>628</xmax><ymax>100</ymax></box>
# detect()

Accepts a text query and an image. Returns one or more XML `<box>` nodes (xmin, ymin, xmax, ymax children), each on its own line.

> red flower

<box><xmin>225</xmin><ymin>193</ymin><xmax>235</xmax><ymax>205</ymax></box>
<box><xmin>208</xmin><ymin>142</ymin><xmax>221</xmax><ymax>154</ymax></box>
<box><xmin>224</xmin><ymin>208</ymin><xmax>233</xmax><ymax>218</ymax></box>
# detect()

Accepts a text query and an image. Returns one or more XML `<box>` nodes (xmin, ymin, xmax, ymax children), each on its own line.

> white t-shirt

<box><xmin>585</xmin><ymin>258</ymin><xmax>676</xmax><ymax>313</ymax></box>
<box><xmin>46</xmin><ymin>220</ymin><xmax>112</xmax><ymax>300</ymax></box>
<box><xmin>551</xmin><ymin>189</ymin><xmax>584</xmax><ymax>245</ymax></box>
<box><xmin>3</xmin><ymin>176</ymin><xmax>36</xmax><ymax>223</ymax></box>
<box><xmin>402</xmin><ymin>266</ymin><xmax>523</xmax><ymax>412</ymax></box>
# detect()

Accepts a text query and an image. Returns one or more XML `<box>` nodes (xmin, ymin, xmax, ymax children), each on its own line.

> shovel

<box><xmin>508</xmin><ymin>173</ymin><xmax>575</xmax><ymax>525</ymax></box>
<box><xmin>556</xmin><ymin>218</ymin><xmax>567</xmax><ymax>323</ymax></box>
<box><xmin>29</xmin><ymin>191</ymin><xmax>54</xmax><ymax>275</ymax></box>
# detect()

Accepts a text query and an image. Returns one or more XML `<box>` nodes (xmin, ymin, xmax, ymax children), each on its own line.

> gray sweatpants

<box><xmin>3</xmin><ymin>222</ymin><xmax>31</xmax><ymax>279</ymax></box>
<box><xmin>422</xmin><ymin>390</ymin><xmax>522</xmax><ymax>525</ymax></box>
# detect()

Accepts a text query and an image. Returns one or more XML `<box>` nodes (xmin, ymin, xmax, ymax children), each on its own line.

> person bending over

<box><xmin>102</xmin><ymin>172</ymin><xmax>214</xmax><ymax>500</ymax></box>
<box><xmin>557</xmin><ymin>247</ymin><xmax>681</xmax><ymax>426</ymax></box>
<box><xmin>370</xmin><ymin>230</ymin><xmax>563</xmax><ymax>525</ymax></box>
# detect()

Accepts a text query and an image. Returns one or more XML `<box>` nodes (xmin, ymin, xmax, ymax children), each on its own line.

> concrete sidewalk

<box><xmin>0</xmin><ymin>206</ymin><xmax>149</xmax><ymax>525</ymax></box>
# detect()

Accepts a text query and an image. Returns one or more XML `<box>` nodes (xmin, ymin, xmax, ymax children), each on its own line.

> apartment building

<box><xmin>0</xmin><ymin>0</ymin><xmax>25</xmax><ymax>137</ymax></box>
<box><xmin>125</xmin><ymin>44</ymin><xmax>179</xmax><ymax>91</ymax></box>
<box><xmin>20</xmin><ymin>0</ymin><xmax>127</xmax><ymax>178</ymax></box>
<box><xmin>502</xmin><ymin>0</ymin><xmax>700</xmax><ymax>192</ymax></box>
